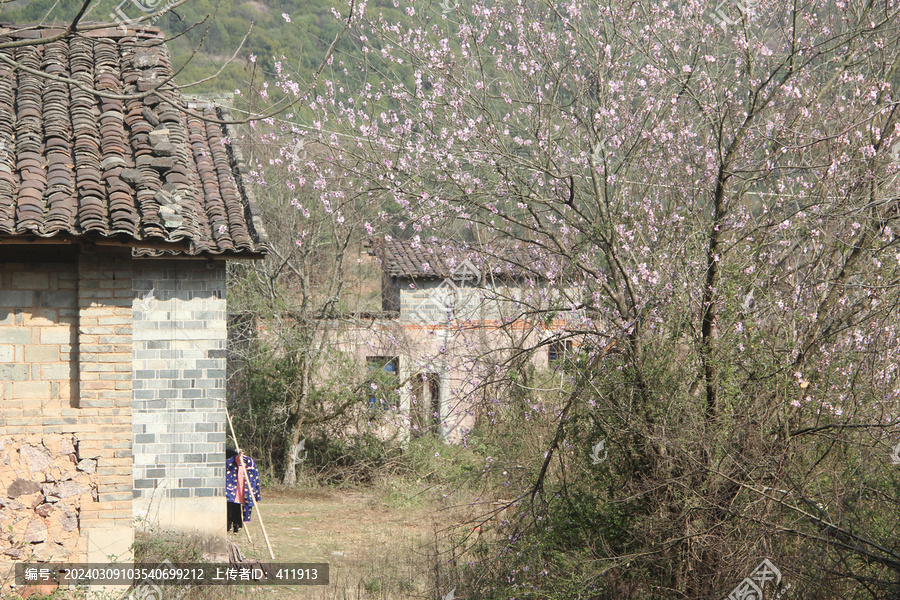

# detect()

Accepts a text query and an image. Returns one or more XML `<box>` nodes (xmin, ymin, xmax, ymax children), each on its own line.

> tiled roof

<box><xmin>368</xmin><ymin>237</ymin><xmax>553</xmax><ymax>281</ymax></box>
<box><xmin>0</xmin><ymin>24</ymin><xmax>268</xmax><ymax>257</ymax></box>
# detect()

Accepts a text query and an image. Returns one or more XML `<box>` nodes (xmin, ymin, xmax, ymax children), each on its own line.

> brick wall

<box><xmin>0</xmin><ymin>250</ymin><xmax>134</xmax><ymax>569</ymax></box>
<box><xmin>76</xmin><ymin>252</ymin><xmax>135</xmax><ymax>561</ymax></box>
<box><xmin>400</xmin><ymin>278</ymin><xmax>487</xmax><ymax>323</ymax></box>
<box><xmin>1</xmin><ymin>249</ymin><xmax>230</xmax><ymax>580</ymax></box>
<box><xmin>131</xmin><ymin>260</ymin><xmax>227</xmax><ymax>536</ymax></box>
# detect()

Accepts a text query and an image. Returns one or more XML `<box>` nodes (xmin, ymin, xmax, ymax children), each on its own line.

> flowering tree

<box><xmin>259</xmin><ymin>0</ymin><xmax>900</xmax><ymax>596</ymax></box>
<box><xmin>227</xmin><ymin>132</ymin><xmax>399</xmax><ymax>485</ymax></box>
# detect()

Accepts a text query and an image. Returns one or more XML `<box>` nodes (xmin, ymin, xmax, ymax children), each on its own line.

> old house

<box><xmin>0</xmin><ymin>24</ymin><xmax>267</xmax><ymax>572</ymax></box>
<box><xmin>340</xmin><ymin>238</ymin><xmax>583</xmax><ymax>441</ymax></box>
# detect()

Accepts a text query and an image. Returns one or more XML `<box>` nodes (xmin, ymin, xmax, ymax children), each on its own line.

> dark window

<box><xmin>548</xmin><ymin>340</ymin><xmax>572</xmax><ymax>364</ymax></box>
<box><xmin>367</xmin><ymin>356</ymin><xmax>399</xmax><ymax>408</ymax></box>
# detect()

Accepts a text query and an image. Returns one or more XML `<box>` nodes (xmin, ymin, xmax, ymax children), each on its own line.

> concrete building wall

<box><xmin>329</xmin><ymin>274</ymin><xmax>585</xmax><ymax>444</ymax></box>
<box><xmin>0</xmin><ymin>250</ymin><xmax>135</xmax><ymax>570</ymax></box>
<box><xmin>399</xmin><ymin>278</ymin><xmax>583</xmax><ymax>325</ymax></box>
<box><xmin>131</xmin><ymin>260</ymin><xmax>227</xmax><ymax>538</ymax></box>
<box><xmin>243</xmin><ymin>271</ymin><xmax>582</xmax><ymax>445</ymax></box>
<box><xmin>399</xmin><ymin>278</ymin><xmax>489</xmax><ymax>324</ymax></box>
<box><xmin>328</xmin><ymin>318</ymin><xmax>546</xmax><ymax>443</ymax></box>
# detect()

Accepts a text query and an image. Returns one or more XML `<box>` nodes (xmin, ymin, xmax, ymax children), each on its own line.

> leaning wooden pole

<box><xmin>241</xmin><ymin>506</ymin><xmax>254</xmax><ymax>545</ymax></box>
<box><xmin>226</xmin><ymin>408</ymin><xmax>276</xmax><ymax>560</ymax></box>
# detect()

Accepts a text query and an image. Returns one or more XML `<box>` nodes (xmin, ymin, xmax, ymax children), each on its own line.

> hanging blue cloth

<box><xmin>225</xmin><ymin>454</ymin><xmax>262</xmax><ymax>523</ymax></box>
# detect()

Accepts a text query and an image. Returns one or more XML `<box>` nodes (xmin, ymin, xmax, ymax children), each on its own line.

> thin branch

<box><xmin>176</xmin><ymin>22</ymin><xmax>254</xmax><ymax>90</ymax></box>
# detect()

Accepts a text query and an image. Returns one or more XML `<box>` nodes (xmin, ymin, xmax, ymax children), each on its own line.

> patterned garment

<box><xmin>225</xmin><ymin>455</ymin><xmax>261</xmax><ymax>522</ymax></box>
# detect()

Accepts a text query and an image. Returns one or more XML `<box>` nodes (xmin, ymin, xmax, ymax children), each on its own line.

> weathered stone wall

<box><xmin>0</xmin><ymin>251</ymin><xmax>134</xmax><ymax>571</ymax></box>
<box><xmin>0</xmin><ymin>434</ymin><xmax>92</xmax><ymax>562</ymax></box>
<box><xmin>132</xmin><ymin>260</ymin><xmax>227</xmax><ymax>537</ymax></box>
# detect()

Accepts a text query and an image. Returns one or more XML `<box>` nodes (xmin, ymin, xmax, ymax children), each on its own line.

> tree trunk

<box><xmin>282</xmin><ymin>427</ymin><xmax>305</xmax><ymax>486</ymax></box>
<box><xmin>282</xmin><ymin>349</ymin><xmax>312</xmax><ymax>485</ymax></box>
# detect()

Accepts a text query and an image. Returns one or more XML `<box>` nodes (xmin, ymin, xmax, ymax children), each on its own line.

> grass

<box><xmin>224</xmin><ymin>473</ymin><xmax>499</xmax><ymax>600</ymax></box>
<box><xmin>236</xmin><ymin>485</ymin><xmax>438</xmax><ymax>599</ymax></box>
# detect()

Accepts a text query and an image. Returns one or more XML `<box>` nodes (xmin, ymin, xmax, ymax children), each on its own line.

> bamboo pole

<box><xmin>240</xmin><ymin>504</ymin><xmax>253</xmax><ymax>544</ymax></box>
<box><xmin>226</xmin><ymin>408</ymin><xmax>276</xmax><ymax>560</ymax></box>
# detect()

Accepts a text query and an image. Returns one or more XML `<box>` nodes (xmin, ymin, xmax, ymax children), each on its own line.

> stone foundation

<box><xmin>0</xmin><ymin>434</ymin><xmax>92</xmax><ymax>563</ymax></box>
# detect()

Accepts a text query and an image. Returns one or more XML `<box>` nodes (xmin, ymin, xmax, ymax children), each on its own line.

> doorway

<box><xmin>411</xmin><ymin>372</ymin><xmax>441</xmax><ymax>437</ymax></box>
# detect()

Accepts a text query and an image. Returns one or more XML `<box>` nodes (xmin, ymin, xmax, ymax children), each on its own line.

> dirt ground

<box><xmin>230</xmin><ymin>484</ymin><xmax>469</xmax><ymax>600</ymax></box>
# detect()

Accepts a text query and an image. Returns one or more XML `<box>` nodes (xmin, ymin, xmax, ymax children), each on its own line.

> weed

<box><xmin>363</xmin><ymin>576</ymin><xmax>382</xmax><ymax>593</ymax></box>
<box><xmin>132</xmin><ymin>531</ymin><xmax>212</xmax><ymax>564</ymax></box>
